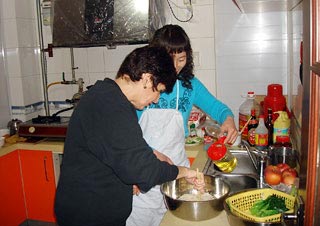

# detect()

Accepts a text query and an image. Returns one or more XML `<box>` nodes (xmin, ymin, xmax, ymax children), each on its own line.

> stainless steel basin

<box><xmin>204</xmin><ymin>149</ymin><xmax>258</xmax><ymax>175</ymax></box>
<box><xmin>218</xmin><ymin>174</ymin><xmax>258</xmax><ymax>194</ymax></box>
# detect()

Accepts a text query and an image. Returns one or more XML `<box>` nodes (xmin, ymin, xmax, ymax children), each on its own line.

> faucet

<box><xmin>241</xmin><ymin>140</ymin><xmax>269</xmax><ymax>188</ymax></box>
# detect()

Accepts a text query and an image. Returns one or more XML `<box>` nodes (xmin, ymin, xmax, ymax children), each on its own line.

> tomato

<box><xmin>282</xmin><ymin>168</ymin><xmax>298</xmax><ymax>178</ymax></box>
<box><xmin>264</xmin><ymin>165</ymin><xmax>282</xmax><ymax>185</ymax></box>
<box><xmin>276</xmin><ymin>163</ymin><xmax>291</xmax><ymax>173</ymax></box>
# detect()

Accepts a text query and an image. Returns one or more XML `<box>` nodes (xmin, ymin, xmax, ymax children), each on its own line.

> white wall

<box><xmin>0</xmin><ymin>0</ymin><xmax>302</xmax><ymax>126</ymax></box>
<box><xmin>214</xmin><ymin>0</ymin><xmax>289</xmax><ymax>125</ymax></box>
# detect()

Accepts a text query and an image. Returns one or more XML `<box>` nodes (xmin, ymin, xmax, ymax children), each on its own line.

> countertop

<box><xmin>0</xmin><ymin>139</ymin><xmax>230</xmax><ymax>225</ymax></box>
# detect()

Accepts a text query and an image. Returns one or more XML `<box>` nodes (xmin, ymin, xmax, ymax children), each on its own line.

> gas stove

<box><xmin>18</xmin><ymin>116</ymin><xmax>70</xmax><ymax>138</ymax></box>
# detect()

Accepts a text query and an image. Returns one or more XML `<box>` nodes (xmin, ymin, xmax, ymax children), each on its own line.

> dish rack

<box><xmin>226</xmin><ymin>188</ymin><xmax>296</xmax><ymax>223</ymax></box>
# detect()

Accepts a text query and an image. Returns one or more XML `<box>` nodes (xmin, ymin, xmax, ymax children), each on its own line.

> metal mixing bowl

<box><xmin>160</xmin><ymin>175</ymin><xmax>230</xmax><ymax>221</ymax></box>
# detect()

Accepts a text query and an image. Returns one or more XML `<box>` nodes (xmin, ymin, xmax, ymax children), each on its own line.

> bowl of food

<box><xmin>160</xmin><ymin>175</ymin><xmax>230</xmax><ymax>221</ymax></box>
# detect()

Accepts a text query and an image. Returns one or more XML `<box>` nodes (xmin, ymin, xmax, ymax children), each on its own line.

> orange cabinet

<box><xmin>19</xmin><ymin>150</ymin><xmax>57</xmax><ymax>222</ymax></box>
<box><xmin>0</xmin><ymin>151</ymin><xmax>26</xmax><ymax>226</ymax></box>
<box><xmin>0</xmin><ymin>149</ymin><xmax>57</xmax><ymax>225</ymax></box>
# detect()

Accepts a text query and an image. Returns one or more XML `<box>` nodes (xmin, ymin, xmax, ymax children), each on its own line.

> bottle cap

<box><xmin>207</xmin><ymin>136</ymin><xmax>227</xmax><ymax>161</ymax></box>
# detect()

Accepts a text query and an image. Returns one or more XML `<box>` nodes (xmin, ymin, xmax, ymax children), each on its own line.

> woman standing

<box><xmin>54</xmin><ymin>46</ymin><xmax>204</xmax><ymax>226</ymax></box>
<box><xmin>126</xmin><ymin>25</ymin><xmax>238</xmax><ymax>226</ymax></box>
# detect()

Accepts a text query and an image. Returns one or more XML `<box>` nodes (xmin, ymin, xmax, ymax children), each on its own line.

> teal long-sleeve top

<box><xmin>137</xmin><ymin>77</ymin><xmax>234</xmax><ymax>137</ymax></box>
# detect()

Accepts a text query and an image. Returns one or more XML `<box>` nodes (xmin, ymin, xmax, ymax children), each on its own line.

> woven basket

<box><xmin>226</xmin><ymin>188</ymin><xmax>295</xmax><ymax>223</ymax></box>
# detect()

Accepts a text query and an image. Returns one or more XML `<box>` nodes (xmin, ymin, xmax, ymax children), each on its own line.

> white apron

<box><xmin>126</xmin><ymin>81</ymin><xmax>189</xmax><ymax>226</ymax></box>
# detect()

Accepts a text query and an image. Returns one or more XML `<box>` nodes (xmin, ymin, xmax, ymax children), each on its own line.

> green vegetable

<box><xmin>249</xmin><ymin>195</ymin><xmax>289</xmax><ymax>217</ymax></box>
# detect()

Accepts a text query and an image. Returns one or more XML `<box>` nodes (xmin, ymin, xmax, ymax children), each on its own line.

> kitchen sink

<box><xmin>204</xmin><ymin>149</ymin><xmax>258</xmax><ymax>176</ymax></box>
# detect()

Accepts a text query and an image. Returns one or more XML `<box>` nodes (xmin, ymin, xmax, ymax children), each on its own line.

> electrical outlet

<box><xmin>183</xmin><ymin>0</ymin><xmax>196</xmax><ymax>5</ymax></box>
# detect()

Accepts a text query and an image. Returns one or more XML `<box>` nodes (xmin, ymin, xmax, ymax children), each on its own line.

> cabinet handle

<box><xmin>44</xmin><ymin>156</ymin><xmax>49</xmax><ymax>182</ymax></box>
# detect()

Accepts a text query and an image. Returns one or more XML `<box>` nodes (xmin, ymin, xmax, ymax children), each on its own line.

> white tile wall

<box><xmin>0</xmin><ymin>0</ymin><xmax>303</xmax><ymax>125</ymax></box>
<box><xmin>214</xmin><ymin>0</ymin><xmax>289</xmax><ymax>125</ymax></box>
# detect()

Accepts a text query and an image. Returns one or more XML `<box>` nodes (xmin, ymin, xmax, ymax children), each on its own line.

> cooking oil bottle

<box><xmin>207</xmin><ymin>136</ymin><xmax>237</xmax><ymax>173</ymax></box>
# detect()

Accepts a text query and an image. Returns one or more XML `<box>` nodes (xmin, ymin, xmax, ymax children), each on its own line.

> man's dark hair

<box><xmin>116</xmin><ymin>46</ymin><xmax>176</xmax><ymax>93</ymax></box>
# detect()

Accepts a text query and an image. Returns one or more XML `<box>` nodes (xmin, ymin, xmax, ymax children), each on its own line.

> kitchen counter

<box><xmin>0</xmin><ymin>138</ymin><xmax>64</xmax><ymax>157</ymax></box>
<box><xmin>160</xmin><ymin>143</ymin><xmax>230</xmax><ymax>226</ymax></box>
<box><xmin>0</xmin><ymin>139</ymin><xmax>230</xmax><ymax>225</ymax></box>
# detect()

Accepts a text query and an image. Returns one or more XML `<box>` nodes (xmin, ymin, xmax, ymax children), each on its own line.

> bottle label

<box><xmin>255</xmin><ymin>133</ymin><xmax>268</xmax><ymax>146</ymax></box>
<box><xmin>248</xmin><ymin>128</ymin><xmax>256</xmax><ymax>146</ymax></box>
<box><xmin>273</xmin><ymin>128</ymin><xmax>289</xmax><ymax>143</ymax></box>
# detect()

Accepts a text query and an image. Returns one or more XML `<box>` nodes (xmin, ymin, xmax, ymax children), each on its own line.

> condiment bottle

<box><xmin>274</xmin><ymin>135</ymin><xmax>292</xmax><ymax>148</ymax></box>
<box><xmin>273</xmin><ymin>111</ymin><xmax>290</xmax><ymax>143</ymax></box>
<box><xmin>239</xmin><ymin>91</ymin><xmax>261</xmax><ymax>140</ymax></box>
<box><xmin>247</xmin><ymin>109</ymin><xmax>258</xmax><ymax>146</ymax></box>
<box><xmin>265</xmin><ymin>108</ymin><xmax>274</xmax><ymax>146</ymax></box>
<box><xmin>207</xmin><ymin>136</ymin><xmax>237</xmax><ymax>173</ymax></box>
<box><xmin>255</xmin><ymin>115</ymin><xmax>268</xmax><ymax>150</ymax></box>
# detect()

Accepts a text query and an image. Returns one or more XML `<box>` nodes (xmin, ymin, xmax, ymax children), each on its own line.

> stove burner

<box><xmin>32</xmin><ymin>115</ymin><xmax>61</xmax><ymax>124</ymax></box>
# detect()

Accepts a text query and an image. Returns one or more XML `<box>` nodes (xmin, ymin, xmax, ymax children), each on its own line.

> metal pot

<box><xmin>160</xmin><ymin>175</ymin><xmax>230</xmax><ymax>221</ymax></box>
<box><xmin>7</xmin><ymin>119</ymin><xmax>22</xmax><ymax>136</ymax></box>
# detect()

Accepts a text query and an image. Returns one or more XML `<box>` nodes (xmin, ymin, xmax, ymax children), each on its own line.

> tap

<box><xmin>241</xmin><ymin>140</ymin><xmax>270</xmax><ymax>188</ymax></box>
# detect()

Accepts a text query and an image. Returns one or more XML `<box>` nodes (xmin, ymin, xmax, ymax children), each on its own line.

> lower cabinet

<box><xmin>0</xmin><ymin>151</ymin><xmax>26</xmax><ymax>226</ymax></box>
<box><xmin>0</xmin><ymin>149</ymin><xmax>57</xmax><ymax>226</ymax></box>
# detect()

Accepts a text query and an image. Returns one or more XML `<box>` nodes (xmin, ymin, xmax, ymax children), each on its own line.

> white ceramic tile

<box><xmin>87</xmin><ymin>47</ymin><xmax>105</xmax><ymax>73</ymax></box>
<box><xmin>191</xmin><ymin>37</ymin><xmax>215</xmax><ymax>70</ymax></box>
<box><xmin>15</xmin><ymin>0</ymin><xmax>35</xmax><ymax>19</ymax></box>
<box><xmin>3</xmin><ymin>19</ymin><xmax>18</xmax><ymax>48</ymax></box>
<box><xmin>8</xmin><ymin>77</ymin><xmax>24</xmax><ymax>106</ymax></box>
<box><xmin>88</xmin><ymin>72</ymin><xmax>109</xmax><ymax>85</ymax></box>
<box><xmin>46</xmin><ymin>48</ymin><xmax>71</xmax><ymax>74</ymax></box>
<box><xmin>16</xmin><ymin>19</ymin><xmax>37</xmax><ymax>47</ymax></box>
<box><xmin>103</xmin><ymin>44</ymin><xmax>143</xmax><ymax>72</ymax></box>
<box><xmin>73</xmin><ymin>48</ymin><xmax>89</xmax><ymax>74</ymax></box>
<box><xmin>22</xmin><ymin>75</ymin><xmax>43</xmax><ymax>105</ymax></box>
<box><xmin>19</xmin><ymin>47</ymin><xmax>40</xmax><ymax>77</ymax></box>
<box><xmin>5</xmin><ymin>47</ymin><xmax>21</xmax><ymax>77</ymax></box>
<box><xmin>214</xmin><ymin>0</ymin><xmax>242</xmax><ymax>14</ymax></box>
<box><xmin>176</xmin><ymin>4</ymin><xmax>214</xmax><ymax>39</ymax></box>
<box><xmin>1</xmin><ymin>0</ymin><xmax>16</xmax><ymax>19</ymax></box>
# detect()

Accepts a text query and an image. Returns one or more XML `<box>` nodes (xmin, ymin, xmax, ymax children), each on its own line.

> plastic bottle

<box><xmin>273</xmin><ymin>111</ymin><xmax>290</xmax><ymax>143</ymax></box>
<box><xmin>265</xmin><ymin>108</ymin><xmax>274</xmax><ymax>146</ymax></box>
<box><xmin>207</xmin><ymin>136</ymin><xmax>237</xmax><ymax>173</ymax></box>
<box><xmin>239</xmin><ymin>91</ymin><xmax>261</xmax><ymax>140</ymax></box>
<box><xmin>247</xmin><ymin>109</ymin><xmax>258</xmax><ymax>146</ymax></box>
<box><xmin>255</xmin><ymin>115</ymin><xmax>269</xmax><ymax>150</ymax></box>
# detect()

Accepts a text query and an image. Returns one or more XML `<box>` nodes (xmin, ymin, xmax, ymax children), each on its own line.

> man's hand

<box><xmin>133</xmin><ymin>185</ymin><xmax>140</xmax><ymax>195</ymax></box>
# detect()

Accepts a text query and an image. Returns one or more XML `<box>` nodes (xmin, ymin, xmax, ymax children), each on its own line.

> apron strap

<box><xmin>175</xmin><ymin>80</ymin><xmax>179</xmax><ymax>110</ymax></box>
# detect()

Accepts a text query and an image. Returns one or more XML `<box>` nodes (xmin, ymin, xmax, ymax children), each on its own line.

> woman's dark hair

<box><xmin>149</xmin><ymin>24</ymin><xmax>194</xmax><ymax>89</ymax></box>
<box><xmin>116</xmin><ymin>46</ymin><xmax>176</xmax><ymax>93</ymax></box>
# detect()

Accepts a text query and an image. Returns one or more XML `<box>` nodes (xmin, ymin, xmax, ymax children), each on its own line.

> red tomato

<box><xmin>282</xmin><ymin>168</ymin><xmax>298</xmax><ymax>177</ymax></box>
<box><xmin>264</xmin><ymin>165</ymin><xmax>282</xmax><ymax>185</ymax></box>
<box><xmin>276</xmin><ymin>163</ymin><xmax>291</xmax><ymax>173</ymax></box>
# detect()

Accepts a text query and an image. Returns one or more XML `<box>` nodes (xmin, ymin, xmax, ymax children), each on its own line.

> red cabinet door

<box><xmin>0</xmin><ymin>150</ymin><xmax>26</xmax><ymax>226</ymax></box>
<box><xmin>19</xmin><ymin>150</ymin><xmax>57</xmax><ymax>222</ymax></box>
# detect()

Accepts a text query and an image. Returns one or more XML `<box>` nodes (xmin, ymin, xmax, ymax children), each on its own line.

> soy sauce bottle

<box><xmin>265</xmin><ymin>108</ymin><xmax>274</xmax><ymax>146</ymax></box>
<box><xmin>247</xmin><ymin>109</ymin><xmax>258</xmax><ymax>146</ymax></box>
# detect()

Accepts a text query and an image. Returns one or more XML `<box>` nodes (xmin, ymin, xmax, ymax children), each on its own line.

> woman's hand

<box><xmin>153</xmin><ymin>150</ymin><xmax>174</xmax><ymax>165</ymax></box>
<box><xmin>133</xmin><ymin>185</ymin><xmax>140</xmax><ymax>195</ymax></box>
<box><xmin>220</xmin><ymin>116</ymin><xmax>238</xmax><ymax>144</ymax></box>
<box><xmin>185</xmin><ymin>170</ymin><xmax>206</xmax><ymax>193</ymax></box>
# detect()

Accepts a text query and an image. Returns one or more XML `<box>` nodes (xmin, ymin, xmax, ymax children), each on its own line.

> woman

<box><xmin>54</xmin><ymin>46</ymin><xmax>204</xmax><ymax>226</ymax></box>
<box><xmin>126</xmin><ymin>25</ymin><xmax>238</xmax><ymax>226</ymax></box>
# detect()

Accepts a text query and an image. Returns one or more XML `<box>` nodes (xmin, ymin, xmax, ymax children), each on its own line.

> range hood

<box><xmin>232</xmin><ymin>0</ymin><xmax>302</xmax><ymax>13</ymax></box>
